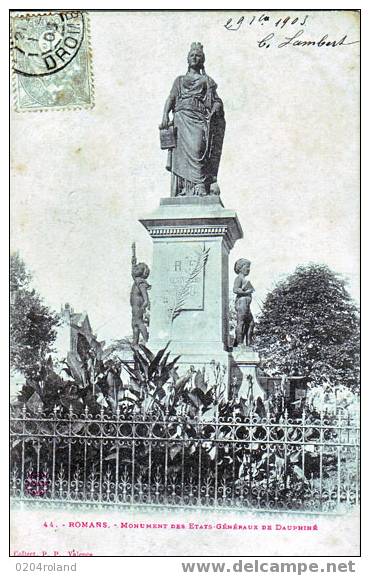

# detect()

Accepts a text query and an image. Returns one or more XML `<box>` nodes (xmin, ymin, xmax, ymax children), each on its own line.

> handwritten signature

<box><xmin>258</xmin><ymin>30</ymin><xmax>360</xmax><ymax>49</ymax></box>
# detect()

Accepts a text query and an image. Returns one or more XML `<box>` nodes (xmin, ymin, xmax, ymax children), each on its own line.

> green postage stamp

<box><xmin>10</xmin><ymin>10</ymin><xmax>94</xmax><ymax>111</ymax></box>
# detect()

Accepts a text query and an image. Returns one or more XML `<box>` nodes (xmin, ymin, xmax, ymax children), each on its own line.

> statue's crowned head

<box><xmin>187</xmin><ymin>42</ymin><xmax>205</xmax><ymax>68</ymax></box>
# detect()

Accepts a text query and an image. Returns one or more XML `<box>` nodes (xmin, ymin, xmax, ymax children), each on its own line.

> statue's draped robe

<box><xmin>166</xmin><ymin>73</ymin><xmax>225</xmax><ymax>195</ymax></box>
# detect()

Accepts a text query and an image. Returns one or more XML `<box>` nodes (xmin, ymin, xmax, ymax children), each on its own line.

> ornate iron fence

<box><xmin>10</xmin><ymin>405</ymin><xmax>359</xmax><ymax>512</ymax></box>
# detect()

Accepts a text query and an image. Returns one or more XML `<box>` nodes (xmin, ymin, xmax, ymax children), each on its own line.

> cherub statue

<box><xmin>130</xmin><ymin>243</ymin><xmax>151</xmax><ymax>346</ymax></box>
<box><xmin>233</xmin><ymin>258</ymin><xmax>255</xmax><ymax>347</ymax></box>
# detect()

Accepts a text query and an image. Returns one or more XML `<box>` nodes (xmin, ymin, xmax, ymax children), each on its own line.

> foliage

<box><xmin>120</xmin><ymin>343</ymin><xmax>230</xmax><ymax>420</ymax></box>
<box><xmin>10</xmin><ymin>253</ymin><xmax>60</xmax><ymax>382</ymax></box>
<box><xmin>12</xmin><ymin>335</ymin><xmax>358</xmax><ymax>506</ymax></box>
<box><xmin>16</xmin><ymin>332</ymin><xmax>127</xmax><ymax>417</ymax></box>
<box><xmin>254</xmin><ymin>264</ymin><xmax>360</xmax><ymax>392</ymax></box>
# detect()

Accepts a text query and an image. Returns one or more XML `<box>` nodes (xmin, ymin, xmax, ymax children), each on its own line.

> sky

<box><xmin>10</xmin><ymin>10</ymin><xmax>360</xmax><ymax>345</ymax></box>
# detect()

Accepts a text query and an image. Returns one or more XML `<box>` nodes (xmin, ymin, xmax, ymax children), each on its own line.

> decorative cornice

<box><xmin>147</xmin><ymin>225</ymin><xmax>235</xmax><ymax>249</ymax></box>
<box><xmin>148</xmin><ymin>225</ymin><xmax>226</xmax><ymax>236</ymax></box>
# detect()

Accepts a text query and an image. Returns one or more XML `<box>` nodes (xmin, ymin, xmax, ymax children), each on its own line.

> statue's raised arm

<box><xmin>159</xmin><ymin>42</ymin><xmax>225</xmax><ymax>198</ymax></box>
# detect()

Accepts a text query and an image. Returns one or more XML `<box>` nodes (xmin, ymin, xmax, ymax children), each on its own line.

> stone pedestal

<box><xmin>230</xmin><ymin>345</ymin><xmax>264</xmax><ymax>401</ymax></box>
<box><xmin>139</xmin><ymin>196</ymin><xmax>243</xmax><ymax>375</ymax></box>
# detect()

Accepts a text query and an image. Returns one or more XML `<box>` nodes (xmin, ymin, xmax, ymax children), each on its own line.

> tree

<box><xmin>10</xmin><ymin>253</ymin><xmax>60</xmax><ymax>382</ymax></box>
<box><xmin>254</xmin><ymin>264</ymin><xmax>360</xmax><ymax>392</ymax></box>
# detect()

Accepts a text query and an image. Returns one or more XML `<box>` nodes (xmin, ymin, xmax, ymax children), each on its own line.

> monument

<box><xmin>137</xmin><ymin>42</ymin><xmax>262</xmax><ymax>399</ymax></box>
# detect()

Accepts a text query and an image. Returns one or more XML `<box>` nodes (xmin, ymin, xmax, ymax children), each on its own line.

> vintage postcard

<box><xmin>10</xmin><ymin>9</ymin><xmax>360</xmax><ymax>558</ymax></box>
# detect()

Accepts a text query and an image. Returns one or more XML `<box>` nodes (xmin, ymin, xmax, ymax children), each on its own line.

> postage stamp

<box><xmin>10</xmin><ymin>10</ymin><xmax>94</xmax><ymax>112</ymax></box>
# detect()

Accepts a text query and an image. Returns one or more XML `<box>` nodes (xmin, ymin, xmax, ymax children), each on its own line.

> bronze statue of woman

<box><xmin>159</xmin><ymin>43</ymin><xmax>225</xmax><ymax>197</ymax></box>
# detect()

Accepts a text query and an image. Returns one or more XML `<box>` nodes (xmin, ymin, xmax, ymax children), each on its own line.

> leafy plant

<box><xmin>254</xmin><ymin>264</ymin><xmax>360</xmax><ymax>392</ymax></box>
<box><xmin>10</xmin><ymin>253</ymin><xmax>60</xmax><ymax>382</ymax></box>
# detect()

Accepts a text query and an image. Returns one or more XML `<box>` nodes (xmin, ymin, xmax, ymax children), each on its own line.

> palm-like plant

<box><xmin>120</xmin><ymin>343</ymin><xmax>181</xmax><ymax>415</ymax></box>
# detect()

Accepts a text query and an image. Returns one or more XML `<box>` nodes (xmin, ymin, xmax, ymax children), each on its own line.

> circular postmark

<box><xmin>11</xmin><ymin>11</ymin><xmax>85</xmax><ymax>77</ymax></box>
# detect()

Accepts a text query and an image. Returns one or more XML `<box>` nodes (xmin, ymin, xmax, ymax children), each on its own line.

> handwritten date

<box><xmin>224</xmin><ymin>14</ymin><xmax>309</xmax><ymax>31</ymax></box>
